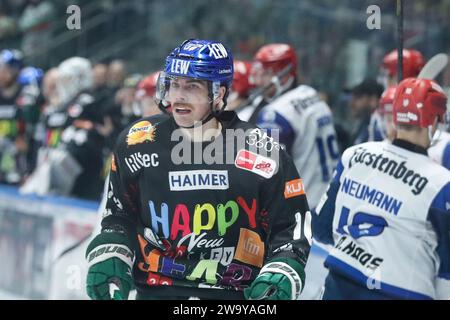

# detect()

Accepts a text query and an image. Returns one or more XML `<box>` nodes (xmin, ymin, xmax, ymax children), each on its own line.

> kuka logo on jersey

<box><xmin>235</xmin><ymin>149</ymin><xmax>277</xmax><ymax>179</ymax></box>
<box><xmin>126</xmin><ymin>121</ymin><xmax>156</xmax><ymax>146</ymax></box>
<box><xmin>284</xmin><ymin>178</ymin><xmax>305</xmax><ymax>199</ymax></box>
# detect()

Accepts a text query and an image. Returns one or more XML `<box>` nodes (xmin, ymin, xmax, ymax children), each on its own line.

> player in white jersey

<box><xmin>428</xmin><ymin>131</ymin><xmax>450</xmax><ymax>169</ymax></box>
<box><xmin>314</xmin><ymin>77</ymin><xmax>450</xmax><ymax>300</ymax></box>
<box><xmin>226</xmin><ymin>60</ymin><xmax>254</xmax><ymax>119</ymax></box>
<box><xmin>377</xmin><ymin>85</ymin><xmax>450</xmax><ymax>170</ymax></box>
<box><xmin>251</xmin><ymin>45</ymin><xmax>339</xmax><ymax>299</ymax></box>
<box><xmin>368</xmin><ymin>49</ymin><xmax>425</xmax><ymax>143</ymax></box>
<box><xmin>253</xmin><ymin>44</ymin><xmax>339</xmax><ymax>210</ymax></box>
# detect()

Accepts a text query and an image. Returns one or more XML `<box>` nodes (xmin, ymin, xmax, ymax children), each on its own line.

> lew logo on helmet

<box><xmin>170</xmin><ymin>59</ymin><xmax>191</xmax><ymax>75</ymax></box>
<box><xmin>183</xmin><ymin>43</ymin><xmax>204</xmax><ymax>51</ymax></box>
<box><xmin>126</xmin><ymin>121</ymin><xmax>156</xmax><ymax>146</ymax></box>
<box><xmin>208</xmin><ymin>43</ymin><xmax>228</xmax><ymax>59</ymax></box>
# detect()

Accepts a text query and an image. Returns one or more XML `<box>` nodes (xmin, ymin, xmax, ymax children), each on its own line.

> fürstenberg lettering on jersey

<box><xmin>125</xmin><ymin>152</ymin><xmax>159</xmax><ymax>173</ymax></box>
<box><xmin>348</xmin><ymin>147</ymin><xmax>428</xmax><ymax>195</ymax></box>
<box><xmin>170</xmin><ymin>126</ymin><xmax>280</xmax><ymax>165</ymax></box>
<box><xmin>169</xmin><ymin>170</ymin><xmax>229</xmax><ymax>191</ymax></box>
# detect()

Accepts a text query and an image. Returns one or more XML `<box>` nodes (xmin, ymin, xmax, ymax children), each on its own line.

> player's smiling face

<box><xmin>168</xmin><ymin>77</ymin><xmax>211</xmax><ymax>127</ymax></box>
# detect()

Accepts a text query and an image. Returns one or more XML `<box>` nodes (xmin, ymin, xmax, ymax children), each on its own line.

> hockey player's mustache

<box><xmin>173</xmin><ymin>102</ymin><xmax>194</xmax><ymax>111</ymax></box>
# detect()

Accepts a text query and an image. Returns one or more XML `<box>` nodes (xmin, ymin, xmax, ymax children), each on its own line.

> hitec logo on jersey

<box><xmin>235</xmin><ymin>150</ymin><xmax>277</xmax><ymax>179</ymax></box>
<box><xmin>126</xmin><ymin>121</ymin><xmax>156</xmax><ymax>146</ymax></box>
<box><xmin>125</xmin><ymin>152</ymin><xmax>159</xmax><ymax>173</ymax></box>
<box><xmin>169</xmin><ymin>170</ymin><xmax>229</xmax><ymax>191</ymax></box>
<box><xmin>284</xmin><ymin>179</ymin><xmax>305</xmax><ymax>199</ymax></box>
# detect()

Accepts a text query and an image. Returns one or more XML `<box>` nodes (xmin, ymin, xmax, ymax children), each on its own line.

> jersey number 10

<box><xmin>336</xmin><ymin>206</ymin><xmax>388</xmax><ymax>239</ymax></box>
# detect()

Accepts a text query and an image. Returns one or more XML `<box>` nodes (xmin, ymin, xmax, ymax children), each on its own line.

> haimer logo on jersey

<box><xmin>234</xmin><ymin>150</ymin><xmax>277</xmax><ymax>179</ymax></box>
<box><xmin>169</xmin><ymin>170</ymin><xmax>229</xmax><ymax>191</ymax></box>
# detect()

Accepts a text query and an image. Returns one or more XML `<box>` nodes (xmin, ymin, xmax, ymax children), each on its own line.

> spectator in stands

<box><xmin>0</xmin><ymin>5</ymin><xmax>17</xmax><ymax>41</ymax></box>
<box><xmin>92</xmin><ymin>63</ymin><xmax>114</xmax><ymax>116</ymax></box>
<box><xmin>348</xmin><ymin>78</ymin><xmax>384</xmax><ymax>145</ymax></box>
<box><xmin>107</xmin><ymin>59</ymin><xmax>126</xmax><ymax>92</ymax></box>
<box><xmin>18</xmin><ymin>0</ymin><xmax>55</xmax><ymax>65</ymax></box>
<box><xmin>42</xmin><ymin>67</ymin><xmax>59</xmax><ymax>108</ymax></box>
<box><xmin>0</xmin><ymin>49</ymin><xmax>26</xmax><ymax>184</ymax></box>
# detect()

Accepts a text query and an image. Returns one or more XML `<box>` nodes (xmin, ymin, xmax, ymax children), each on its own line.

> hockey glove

<box><xmin>244</xmin><ymin>258</ymin><xmax>305</xmax><ymax>300</ymax></box>
<box><xmin>86</xmin><ymin>232</ymin><xmax>135</xmax><ymax>300</ymax></box>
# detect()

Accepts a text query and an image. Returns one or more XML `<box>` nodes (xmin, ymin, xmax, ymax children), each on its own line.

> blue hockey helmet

<box><xmin>165</xmin><ymin>39</ymin><xmax>233</xmax><ymax>86</ymax></box>
<box><xmin>0</xmin><ymin>49</ymin><xmax>24</xmax><ymax>70</ymax></box>
<box><xmin>18</xmin><ymin>67</ymin><xmax>44</xmax><ymax>86</ymax></box>
<box><xmin>160</xmin><ymin>39</ymin><xmax>234</xmax><ymax>106</ymax></box>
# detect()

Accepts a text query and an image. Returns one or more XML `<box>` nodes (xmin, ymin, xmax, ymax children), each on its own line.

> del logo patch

<box><xmin>234</xmin><ymin>150</ymin><xmax>277</xmax><ymax>179</ymax></box>
<box><xmin>126</xmin><ymin>121</ymin><xmax>156</xmax><ymax>146</ymax></box>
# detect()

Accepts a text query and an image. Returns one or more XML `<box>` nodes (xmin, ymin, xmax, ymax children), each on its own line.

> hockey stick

<box><xmin>417</xmin><ymin>53</ymin><xmax>449</xmax><ymax>80</ymax></box>
<box><xmin>397</xmin><ymin>0</ymin><xmax>404</xmax><ymax>82</ymax></box>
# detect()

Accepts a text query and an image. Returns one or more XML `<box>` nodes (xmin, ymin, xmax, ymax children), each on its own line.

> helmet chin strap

<box><xmin>266</xmin><ymin>75</ymin><xmax>294</xmax><ymax>103</ymax></box>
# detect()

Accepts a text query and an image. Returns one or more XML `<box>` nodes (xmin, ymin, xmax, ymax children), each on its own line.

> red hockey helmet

<box><xmin>254</xmin><ymin>43</ymin><xmax>298</xmax><ymax>78</ymax></box>
<box><xmin>381</xmin><ymin>49</ymin><xmax>425</xmax><ymax>79</ymax></box>
<box><xmin>136</xmin><ymin>71</ymin><xmax>160</xmax><ymax>99</ymax></box>
<box><xmin>232</xmin><ymin>60</ymin><xmax>253</xmax><ymax>98</ymax></box>
<box><xmin>393</xmin><ymin>78</ymin><xmax>447</xmax><ymax>128</ymax></box>
<box><xmin>379</xmin><ymin>85</ymin><xmax>397</xmax><ymax>115</ymax></box>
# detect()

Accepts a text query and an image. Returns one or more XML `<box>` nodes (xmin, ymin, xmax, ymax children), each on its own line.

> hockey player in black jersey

<box><xmin>85</xmin><ymin>39</ymin><xmax>311</xmax><ymax>300</ymax></box>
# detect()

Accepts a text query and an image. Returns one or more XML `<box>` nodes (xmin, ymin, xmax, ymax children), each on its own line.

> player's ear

<box><xmin>214</xmin><ymin>86</ymin><xmax>226</xmax><ymax>108</ymax></box>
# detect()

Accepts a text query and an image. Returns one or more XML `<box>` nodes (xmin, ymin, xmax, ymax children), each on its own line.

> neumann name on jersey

<box><xmin>341</xmin><ymin>177</ymin><xmax>403</xmax><ymax>215</ymax></box>
<box><xmin>348</xmin><ymin>147</ymin><xmax>428</xmax><ymax>195</ymax></box>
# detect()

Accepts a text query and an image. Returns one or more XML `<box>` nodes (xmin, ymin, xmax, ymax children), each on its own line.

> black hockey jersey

<box><xmin>101</xmin><ymin>111</ymin><xmax>311</xmax><ymax>299</ymax></box>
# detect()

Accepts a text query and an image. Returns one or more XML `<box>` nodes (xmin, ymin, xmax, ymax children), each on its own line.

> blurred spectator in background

<box><xmin>41</xmin><ymin>67</ymin><xmax>59</xmax><ymax>107</ymax></box>
<box><xmin>91</xmin><ymin>63</ymin><xmax>114</xmax><ymax>123</ymax></box>
<box><xmin>107</xmin><ymin>59</ymin><xmax>126</xmax><ymax>92</ymax></box>
<box><xmin>92</xmin><ymin>63</ymin><xmax>108</xmax><ymax>92</ymax></box>
<box><xmin>135</xmin><ymin>71</ymin><xmax>162</xmax><ymax>117</ymax></box>
<box><xmin>110</xmin><ymin>73</ymin><xmax>142</xmax><ymax>134</ymax></box>
<box><xmin>22</xmin><ymin>57</ymin><xmax>107</xmax><ymax>200</ymax></box>
<box><xmin>18</xmin><ymin>0</ymin><xmax>55</xmax><ymax>65</ymax></box>
<box><xmin>17</xmin><ymin>66</ymin><xmax>45</xmax><ymax>174</ymax></box>
<box><xmin>0</xmin><ymin>49</ymin><xmax>26</xmax><ymax>184</ymax></box>
<box><xmin>0</xmin><ymin>4</ymin><xmax>17</xmax><ymax>42</ymax></box>
<box><xmin>349</xmin><ymin>78</ymin><xmax>384</xmax><ymax>145</ymax></box>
